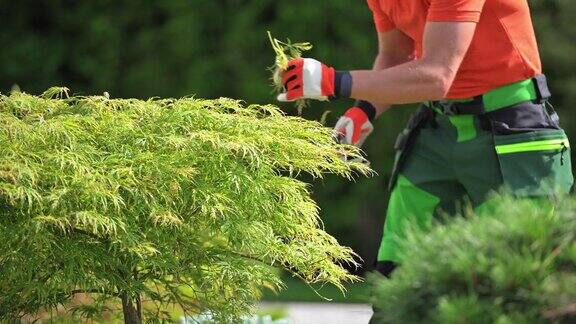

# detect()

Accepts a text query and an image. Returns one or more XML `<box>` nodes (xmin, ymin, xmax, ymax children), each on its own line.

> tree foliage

<box><xmin>0</xmin><ymin>87</ymin><xmax>370</xmax><ymax>322</ymax></box>
<box><xmin>370</xmin><ymin>196</ymin><xmax>576</xmax><ymax>323</ymax></box>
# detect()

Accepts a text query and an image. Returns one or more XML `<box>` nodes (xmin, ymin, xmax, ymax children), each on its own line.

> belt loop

<box><xmin>478</xmin><ymin>114</ymin><xmax>492</xmax><ymax>132</ymax></box>
<box><xmin>532</xmin><ymin>74</ymin><xmax>551</xmax><ymax>104</ymax></box>
<box><xmin>467</xmin><ymin>95</ymin><xmax>486</xmax><ymax>115</ymax></box>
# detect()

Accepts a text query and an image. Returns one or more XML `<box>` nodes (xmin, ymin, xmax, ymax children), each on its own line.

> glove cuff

<box><xmin>353</xmin><ymin>100</ymin><xmax>377</xmax><ymax>121</ymax></box>
<box><xmin>343</xmin><ymin>107</ymin><xmax>370</xmax><ymax>125</ymax></box>
<box><xmin>332</xmin><ymin>71</ymin><xmax>353</xmax><ymax>100</ymax></box>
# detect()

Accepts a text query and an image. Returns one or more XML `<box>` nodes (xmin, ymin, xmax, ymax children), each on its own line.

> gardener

<box><xmin>276</xmin><ymin>0</ymin><xmax>574</xmax><ymax>278</ymax></box>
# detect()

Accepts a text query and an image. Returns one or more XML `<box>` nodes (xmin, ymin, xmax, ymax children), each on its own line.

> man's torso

<box><xmin>368</xmin><ymin>0</ymin><xmax>542</xmax><ymax>98</ymax></box>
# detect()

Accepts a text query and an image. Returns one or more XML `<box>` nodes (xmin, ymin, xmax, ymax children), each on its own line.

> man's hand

<box><xmin>334</xmin><ymin>106</ymin><xmax>374</xmax><ymax>147</ymax></box>
<box><xmin>277</xmin><ymin>58</ymin><xmax>335</xmax><ymax>102</ymax></box>
<box><xmin>277</xmin><ymin>58</ymin><xmax>353</xmax><ymax>103</ymax></box>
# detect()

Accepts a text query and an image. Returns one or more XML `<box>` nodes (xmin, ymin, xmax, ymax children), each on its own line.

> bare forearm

<box><xmin>371</xmin><ymin>53</ymin><xmax>393</xmax><ymax>117</ymax></box>
<box><xmin>370</xmin><ymin>52</ymin><xmax>415</xmax><ymax>117</ymax></box>
<box><xmin>351</xmin><ymin>58</ymin><xmax>451</xmax><ymax>105</ymax></box>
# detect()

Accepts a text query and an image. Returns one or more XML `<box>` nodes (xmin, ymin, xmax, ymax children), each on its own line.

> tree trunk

<box><xmin>121</xmin><ymin>292</ymin><xmax>142</xmax><ymax>324</ymax></box>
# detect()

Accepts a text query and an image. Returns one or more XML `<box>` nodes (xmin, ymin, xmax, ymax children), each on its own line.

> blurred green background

<box><xmin>1</xmin><ymin>0</ymin><xmax>574</xmax><ymax>276</ymax></box>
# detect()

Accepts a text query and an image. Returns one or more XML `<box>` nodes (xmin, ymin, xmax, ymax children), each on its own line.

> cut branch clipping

<box><xmin>267</xmin><ymin>31</ymin><xmax>313</xmax><ymax>114</ymax></box>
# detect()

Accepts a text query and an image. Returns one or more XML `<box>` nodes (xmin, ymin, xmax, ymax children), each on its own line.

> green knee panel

<box><xmin>377</xmin><ymin>175</ymin><xmax>439</xmax><ymax>263</ymax></box>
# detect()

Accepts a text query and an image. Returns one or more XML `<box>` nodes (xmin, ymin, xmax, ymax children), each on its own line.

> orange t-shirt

<box><xmin>366</xmin><ymin>0</ymin><xmax>542</xmax><ymax>99</ymax></box>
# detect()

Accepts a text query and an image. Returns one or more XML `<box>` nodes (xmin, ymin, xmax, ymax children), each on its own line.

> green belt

<box><xmin>428</xmin><ymin>75</ymin><xmax>550</xmax><ymax>115</ymax></box>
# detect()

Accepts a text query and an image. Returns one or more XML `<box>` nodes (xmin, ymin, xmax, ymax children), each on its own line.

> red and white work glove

<box><xmin>334</xmin><ymin>101</ymin><xmax>376</xmax><ymax>147</ymax></box>
<box><xmin>277</xmin><ymin>58</ymin><xmax>352</xmax><ymax>102</ymax></box>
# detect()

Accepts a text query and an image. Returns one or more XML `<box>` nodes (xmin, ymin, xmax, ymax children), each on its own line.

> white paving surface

<box><xmin>259</xmin><ymin>302</ymin><xmax>373</xmax><ymax>324</ymax></box>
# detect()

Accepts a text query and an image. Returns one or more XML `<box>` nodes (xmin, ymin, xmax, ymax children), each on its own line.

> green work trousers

<box><xmin>377</xmin><ymin>104</ymin><xmax>574</xmax><ymax>265</ymax></box>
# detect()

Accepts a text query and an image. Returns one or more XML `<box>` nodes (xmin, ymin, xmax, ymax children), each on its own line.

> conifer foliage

<box><xmin>0</xmin><ymin>88</ymin><xmax>370</xmax><ymax>322</ymax></box>
<box><xmin>371</xmin><ymin>197</ymin><xmax>576</xmax><ymax>323</ymax></box>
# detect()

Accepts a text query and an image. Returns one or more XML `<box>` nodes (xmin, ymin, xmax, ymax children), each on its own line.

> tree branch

<box><xmin>68</xmin><ymin>289</ymin><xmax>119</xmax><ymax>297</ymax></box>
<box><xmin>543</xmin><ymin>302</ymin><xmax>576</xmax><ymax>319</ymax></box>
<box><xmin>69</xmin><ymin>228</ymin><xmax>111</xmax><ymax>245</ymax></box>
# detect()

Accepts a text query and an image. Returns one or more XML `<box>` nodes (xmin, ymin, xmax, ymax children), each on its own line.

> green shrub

<box><xmin>370</xmin><ymin>196</ymin><xmax>576</xmax><ymax>323</ymax></box>
<box><xmin>0</xmin><ymin>88</ymin><xmax>370</xmax><ymax>323</ymax></box>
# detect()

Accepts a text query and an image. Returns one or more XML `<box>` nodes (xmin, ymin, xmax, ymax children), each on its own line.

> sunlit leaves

<box><xmin>0</xmin><ymin>89</ymin><xmax>370</xmax><ymax>321</ymax></box>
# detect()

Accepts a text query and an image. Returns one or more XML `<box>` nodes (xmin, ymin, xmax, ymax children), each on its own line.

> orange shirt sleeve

<box><xmin>366</xmin><ymin>0</ymin><xmax>395</xmax><ymax>32</ymax></box>
<box><xmin>427</xmin><ymin>0</ymin><xmax>486</xmax><ymax>23</ymax></box>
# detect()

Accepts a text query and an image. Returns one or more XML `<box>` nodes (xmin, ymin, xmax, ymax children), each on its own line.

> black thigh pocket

<box><xmin>494</xmin><ymin>129</ymin><xmax>574</xmax><ymax>196</ymax></box>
